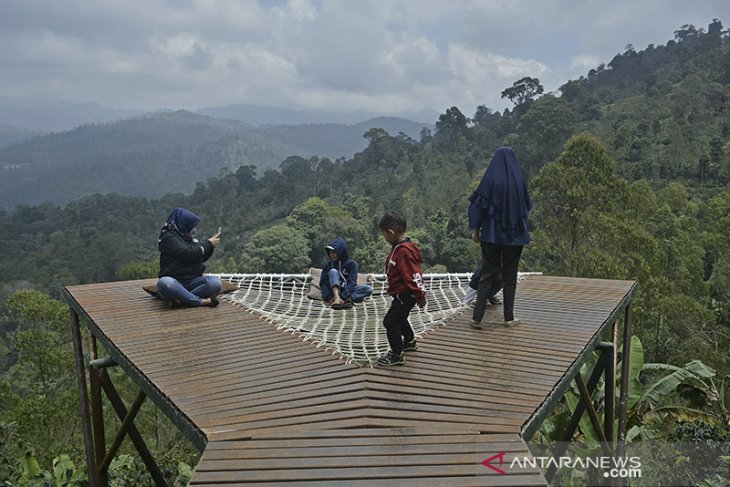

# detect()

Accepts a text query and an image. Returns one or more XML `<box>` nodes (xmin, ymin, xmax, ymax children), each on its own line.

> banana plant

<box><xmin>18</xmin><ymin>451</ymin><xmax>85</xmax><ymax>486</ymax></box>
<box><xmin>639</xmin><ymin>360</ymin><xmax>727</xmax><ymax>424</ymax></box>
<box><xmin>560</xmin><ymin>336</ymin><xmax>726</xmax><ymax>445</ymax></box>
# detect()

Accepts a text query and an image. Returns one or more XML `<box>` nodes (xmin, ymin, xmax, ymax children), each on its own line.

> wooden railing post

<box><xmin>617</xmin><ymin>302</ymin><xmax>633</xmax><ymax>458</ymax></box>
<box><xmin>603</xmin><ymin>341</ymin><xmax>616</xmax><ymax>445</ymax></box>
<box><xmin>88</xmin><ymin>334</ymin><xmax>108</xmax><ymax>486</ymax></box>
<box><xmin>70</xmin><ymin>309</ymin><xmax>99</xmax><ymax>487</ymax></box>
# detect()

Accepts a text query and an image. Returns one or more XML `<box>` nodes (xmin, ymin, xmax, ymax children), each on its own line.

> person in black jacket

<box><xmin>156</xmin><ymin>207</ymin><xmax>221</xmax><ymax>307</ymax></box>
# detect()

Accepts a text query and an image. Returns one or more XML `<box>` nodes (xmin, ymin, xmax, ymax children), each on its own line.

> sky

<box><xmin>1</xmin><ymin>0</ymin><xmax>727</xmax><ymax>119</ymax></box>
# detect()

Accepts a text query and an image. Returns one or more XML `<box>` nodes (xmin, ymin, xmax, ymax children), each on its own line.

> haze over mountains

<box><xmin>0</xmin><ymin>97</ymin><xmax>143</xmax><ymax>133</ymax></box>
<box><xmin>0</xmin><ymin>106</ymin><xmax>432</xmax><ymax>208</ymax></box>
<box><xmin>0</xmin><ymin>96</ymin><xmax>438</xmax><ymax>133</ymax></box>
<box><xmin>197</xmin><ymin>104</ymin><xmax>439</xmax><ymax>127</ymax></box>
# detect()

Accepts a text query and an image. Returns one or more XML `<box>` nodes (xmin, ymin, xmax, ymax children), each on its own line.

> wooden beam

<box><xmin>545</xmin><ymin>352</ymin><xmax>606</xmax><ymax>483</ymax></box>
<box><xmin>575</xmin><ymin>374</ymin><xmax>611</xmax><ymax>457</ymax></box>
<box><xmin>100</xmin><ymin>370</ymin><xmax>168</xmax><ymax>487</ymax></box>
<box><xmin>98</xmin><ymin>390</ymin><xmax>146</xmax><ymax>474</ymax></box>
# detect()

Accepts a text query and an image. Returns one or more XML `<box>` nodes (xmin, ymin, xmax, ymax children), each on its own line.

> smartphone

<box><xmin>217</xmin><ymin>226</ymin><xmax>222</xmax><ymax>235</ymax></box>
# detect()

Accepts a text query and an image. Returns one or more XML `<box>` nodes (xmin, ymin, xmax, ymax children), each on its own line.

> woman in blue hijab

<box><xmin>156</xmin><ymin>207</ymin><xmax>222</xmax><ymax>307</ymax></box>
<box><xmin>468</xmin><ymin>147</ymin><xmax>531</xmax><ymax>327</ymax></box>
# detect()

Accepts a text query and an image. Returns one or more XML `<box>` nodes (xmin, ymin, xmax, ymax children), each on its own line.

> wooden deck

<box><xmin>65</xmin><ymin>275</ymin><xmax>636</xmax><ymax>486</ymax></box>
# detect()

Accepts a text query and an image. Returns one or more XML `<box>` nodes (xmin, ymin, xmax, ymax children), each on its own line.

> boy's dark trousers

<box><xmin>383</xmin><ymin>294</ymin><xmax>416</xmax><ymax>355</ymax></box>
<box><xmin>473</xmin><ymin>243</ymin><xmax>523</xmax><ymax>322</ymax></box>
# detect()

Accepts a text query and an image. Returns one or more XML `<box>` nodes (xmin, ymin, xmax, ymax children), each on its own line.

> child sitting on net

<box><xmin>320</xmin><ymin>236</ymin><xmax>373</xmax><ymax>309</ymax></box>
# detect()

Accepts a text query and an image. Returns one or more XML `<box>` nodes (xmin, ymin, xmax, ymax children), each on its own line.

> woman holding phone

<box><xmin>156</xmin><ymin>207</ymin><xmax>222</xmax><ymax>307</ymax></box>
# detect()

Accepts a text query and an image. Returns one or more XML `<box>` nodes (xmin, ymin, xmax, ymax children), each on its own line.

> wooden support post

<box><xmin>545</xmin><ymin>356</ymin><xmax>606</xmax><ymax>483</ymax></box>
<box><xmin>599</xmin><ymin>341</ymin><xmax>617</xmax><ymax>487</ymax></box>
<box><xmin>70</xmin><ymin>309</ymin><xmax>99</xmax><ymax>487</ymax></box>
<box><xmin>98</xmin><ymin>390</ymin><xmax>146</xmax><ymax>474</ymax></box>
<box><xmin>603</xmin><ymin>341</ymin><xmax>616</xmax><ymax>445</ymax></box>
<box><xmin>99</xmin><ymin>370</ymin><xmax>168</xmax><ymax>487</ymax></box>
<box><xmin>617</xmin><ymin>302</ymin><xmax>633</xmax><ymax>459</ymax></box>
<box><xmin>88</xmin><ymin>334</ymin><xmax>108</xmax><ymax>487</ymax></box>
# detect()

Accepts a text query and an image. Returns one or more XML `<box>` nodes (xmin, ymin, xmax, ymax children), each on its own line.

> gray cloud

<box><xmin>0</xmin><ymin>0</ymin><xmax>727</xmax><ymax>116</ymax></box>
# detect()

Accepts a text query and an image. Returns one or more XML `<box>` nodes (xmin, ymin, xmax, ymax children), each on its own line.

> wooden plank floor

<box><xmin>65</xmin><ymin>275</ymin><xmax>635</xmax><ymax>486</ymax></box>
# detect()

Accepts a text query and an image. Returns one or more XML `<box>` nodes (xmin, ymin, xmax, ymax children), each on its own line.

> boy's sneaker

<box><xmin>403</xmin><ymin>339</ymin><xmax>419</xmax><ymax>352</ymax></box>
<box><xmin>376</xmin><ymin>351</ymin><xmax>405</xmax><ymax>366</ymax></box>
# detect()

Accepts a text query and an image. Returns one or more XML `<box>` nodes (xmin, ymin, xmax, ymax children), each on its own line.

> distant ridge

<box><xmin>0</xmin><ymin>110</ymin><xmax>433</xmax><ymax>208</ymax></box>
<box><xmin>256</xmin><ymin>116</ymin><xmax>431</xmax><ymax>159</ymax></box>
<box><xmin>0</xmin><ymin>94</ymin><xmax>439</xmax><ymax>132</ymax></box>
<box><xmin>0</xmin><ymin>96</ymin><xmax>144</xmax><ymax>132</ymax></box>
<box><xmin>0</xmin><ymin>124</ymin><xmax>43</xmax><ymax>147</ymax></box>
<box><xmin>197</xmin><ymin>103</ymin><xmax>439</xmax><ymax>126</ymax></box>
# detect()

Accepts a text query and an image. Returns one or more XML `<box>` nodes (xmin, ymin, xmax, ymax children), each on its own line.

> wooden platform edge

<box><xmin>520</xmin><ymin>280</ymin><xmax>638</xmax><ymax>441</ymax></box>
<box><xmin>63</xmin><ymin>286</ymin><xmax>209</xmax><ymax>452</ymax></box>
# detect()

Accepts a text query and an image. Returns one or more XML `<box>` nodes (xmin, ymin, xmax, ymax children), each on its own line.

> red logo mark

<box><xmin>482</xmin><ymin>451</ymin><xmax>507</xmax><ymax>475</ymax></box>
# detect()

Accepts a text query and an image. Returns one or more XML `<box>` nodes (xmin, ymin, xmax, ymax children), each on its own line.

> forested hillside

<box><xmin>0</xmin><ymin>125</ymin><xmax>41</xmax><ymax>148</ymax></box>
<box><xmin>0</xmin><ymin>112</ymin><xmax>429</xmax><ymax>208</ymax></box>
<box><xmin>1</xmin><ymin>20</ymin><xmax>728</xmax><ymax>486</ymax></box>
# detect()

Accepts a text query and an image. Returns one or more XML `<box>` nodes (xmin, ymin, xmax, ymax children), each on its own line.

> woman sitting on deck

<box><xmin>156</xmin><ymin>207</ymin><xmax>222</xmax><ymax>307</ymax></box>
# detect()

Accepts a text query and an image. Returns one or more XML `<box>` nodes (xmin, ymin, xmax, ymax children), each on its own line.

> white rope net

<box><xmin>215</xmin><ymin>272</ymin><xmax>536</xmax><ymax>366</ymax></box>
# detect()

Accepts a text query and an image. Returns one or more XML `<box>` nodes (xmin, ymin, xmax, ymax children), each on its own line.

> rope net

<box><xmin>216</xmin><ymin>272</ymin><xmax>534</xmax><ymax>366</ymax></box>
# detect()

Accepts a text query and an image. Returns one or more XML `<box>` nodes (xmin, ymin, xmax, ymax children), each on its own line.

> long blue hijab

<box><xmin>159</xmin><ymin>207</ymin><xmax>201</xmax><ymax>242</ymax></box>
<box><xmin>469</xmin><ymin>147</ymin><xmax>531</xmax><ymax>232</ymax></box>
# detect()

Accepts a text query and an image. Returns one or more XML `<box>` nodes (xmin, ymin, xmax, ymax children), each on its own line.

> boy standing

<box><xmin>376</xmin><ymin>211</ymin><xmax>427</xmax><ymax>366</ymax></box>
<box><xmin>320</xmin><ymin>236</ymin><xmax>373</xmax><ymax>309</ymax></box>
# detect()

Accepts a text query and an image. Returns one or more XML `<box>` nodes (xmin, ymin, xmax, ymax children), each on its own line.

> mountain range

<box><xmin>0</xmin><ymin>97</ymin><xmax>438</xmax><ymax>133</ymax></box>
<box><xmin>0</xmin><ymin>110</ymin><xmax>431</xmax><ymax>208</ymax></box>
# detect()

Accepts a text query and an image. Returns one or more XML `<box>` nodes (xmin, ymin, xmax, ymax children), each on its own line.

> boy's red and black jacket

<box><xmin>384</xmin><ymin>238</ymin><xmax>427</xmax><ymax>302</ymax></box>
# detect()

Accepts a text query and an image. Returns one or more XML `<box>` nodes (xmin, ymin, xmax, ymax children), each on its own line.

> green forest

<box><xmin>0</xmin><ymin>111</ymin><xmax>428</xmax><ymax>208</ymax></box>
<box><xmin>1</xmin><ymin>21</ymin><xmax>729</xmax><ymax>486</ymax></box>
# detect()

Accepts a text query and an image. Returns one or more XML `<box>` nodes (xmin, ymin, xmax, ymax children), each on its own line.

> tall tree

<box><xmin>432</xmin><ymin>106</ymin><xmax>471</xmax><ymax>156</ymax></box>
<box><xmin>286</xmin><ymin>197</ymin><xmax>368</xmax><ymax>265</ymax></box>
<box><xmin>514</xmin><ymin>95</ymin><xmax>580</xmax><ymax>174</ymax></box>
<box><xmin>1</xmin><ymin>290</ymin><xmax>80</xmax><ymax>468</ymax></box>
<box><xmin>500</xmin><ymin>77</ymin><xmax>544</xmax><ymax>107</ymax></box>
<box><xmin>529</xmin><ymin>134</ymin><xmax>631</xmax><ymax>277</ymax></box>
<box><xmin>238</xmin><ymin>225</ymin><xmax>311</xmax><ymax>273</ymax></box>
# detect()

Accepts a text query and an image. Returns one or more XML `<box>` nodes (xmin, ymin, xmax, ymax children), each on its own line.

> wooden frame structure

<box><xmin>65</xmin><ymin>275</ymin><xmax>636</xmax><ymax>486</ymax></box>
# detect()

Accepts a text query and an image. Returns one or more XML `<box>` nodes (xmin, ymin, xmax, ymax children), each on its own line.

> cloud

<box><xmin>0</xmin><ymin>0</ymin><xmax>726</xmax><ymax>116</ymax></box>
<box><xmin>570</xmin><ymin>54</ymin><xmax>602</xmax><ymax>73</ymax></box>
